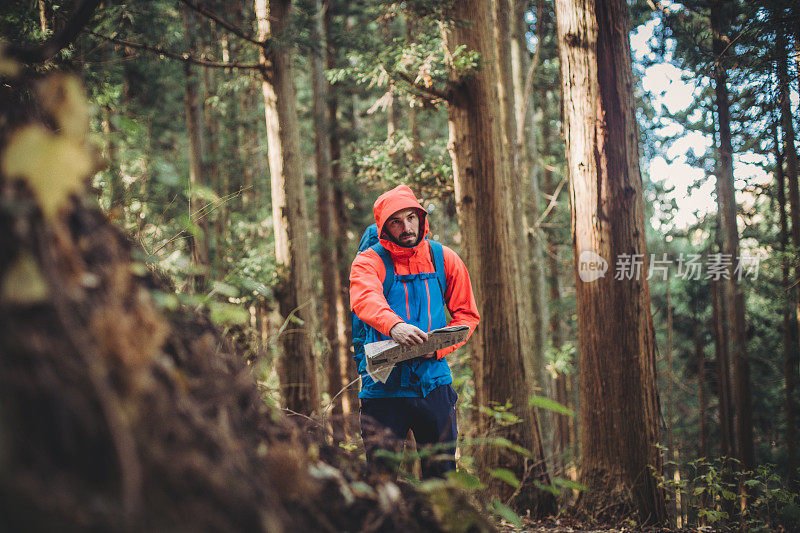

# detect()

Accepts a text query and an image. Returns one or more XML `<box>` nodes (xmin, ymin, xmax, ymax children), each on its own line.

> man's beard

<box><xmin>385</xmin><ymin>231</ymin><xmax>420</xmax><ymax>248</ymax></box>
<box><xmin>396</xmin><ymin>232</ymin><xmax>419</xmax><ymax>247</ymax></box>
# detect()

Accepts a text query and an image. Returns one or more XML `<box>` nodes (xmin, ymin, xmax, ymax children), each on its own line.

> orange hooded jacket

<box><xmin>349</xmin><ymin>185</ymin><xmax>480</xmax><ymax>358</ymax></box>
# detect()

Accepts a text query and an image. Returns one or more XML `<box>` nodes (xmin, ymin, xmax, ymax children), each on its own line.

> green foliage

<box><xmin>544</xmin><ymin>341</ymin><xmax>576</xmax><ymax>380</ymax></box>
<box><xmin>351</xmin><ymin>131</ymin><xmax>453</xmax><ymax>199</ymax></box>
<box><xmin>552</xmin><ymin>477</ymin><xmax>589</xmax><ymax>493</ymax></box>
<box><xmin>326</xmin><ymin>5</ymin><xmax>477</xmax><ymax>97</ymax></box>
<box><xmin>444</xmin><ymin>470</ymin><xmax>486</xmax><ymax>491</ymax></box>
<box><xmin>488</xmin><ymin>468</ymin><xmax>520</xmax><ymax>489</ymax></box>
<box><xmin>474</xmin><ymin>401</ymin><xmax>522</xmax><ymax>427</ymax></box>
<box><xmin>655</xmin><ymin>457</ymin><xmax>800</xmax><ymax>531</ymax></box>
<box><xmin>528</xmin><ymin>395</ymin><xmax>574</xmax><ymax>417</ymax></box>
<box><xmin>151</xmin><ymin>289</ymin><xmax>248</xmax><ymax>327</ymax></box>
<box><xmin>486</xmin><ymin>498</ymin><xmax>523</xmax><ymax>528</ymax></box>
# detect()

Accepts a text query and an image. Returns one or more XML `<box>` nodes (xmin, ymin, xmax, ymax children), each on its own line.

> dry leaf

<box><xmin>36</xmin><ymin>74</ymin><xmax>90</xmax><ymax>142</ymax></box>
<box><xmin>1</xmin><ymin>124</ymin><xmax>92</xmax><ymax>220</ymax></box>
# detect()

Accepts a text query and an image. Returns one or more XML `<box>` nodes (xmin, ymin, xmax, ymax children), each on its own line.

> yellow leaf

<box><xmin>2</xmin><ymin>251</ymin><xmax>49</xmax><ymax>304</ymax></box>
<box><xmin>36</xmin><ymin>74</ymin><xmax>90</xmax><ymax>142</ymax></box>
<box><xmin>1</xmin><ymin>124</ymin><xmax>92</xmax><ymax>220</ymax></box>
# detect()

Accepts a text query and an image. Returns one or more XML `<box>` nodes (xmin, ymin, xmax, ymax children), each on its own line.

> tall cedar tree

<box><xmin>708</xmin><ymin>0</ymin><xmax>754</xmax><ymax>469</ymax></box>
<box><xmin>443</xmin><ymin>0</ymin><xmax>555</xmax><ymax>515</ymax></box>
<box><xmin>774</xmin><ymin>124</ymin><xmax>798</xmax><ymax>485</ymax></box>
<box><xmin>774</xmin><ymin>3</ymin><xmax>800</xmax><ymax>483</ymax></box>
<box><xmin>255</xmin><ymin>0</ymin><xmax>320</xmax><ymax>414</ymax></box>
<box><xmin>555</xmin><ymin>0</ymin><xmax>666</xmax><ymax>522</ymax></box>
<box><xmin>183</xmin><ymin>7</ymin><xmax>211</xmax><ymax>289</ymax></box>
<box><xmin>310</xmin><ymin>0</ymin><xmax>351</xmax><ymax>431</ymax></box>
<box><xmin>324</xmin><ymin>1</ymin><xmax>359</xmax><ymax>424</ymax></box>
<box><xmin>512</xmin><ymin>0</ymin><xmax>549</xmax><ymax>400</ymax></box>
<box><xmin>495</xmin><ymin>0</ymin><xmax>545</xmax><ymax>399</ymax></box>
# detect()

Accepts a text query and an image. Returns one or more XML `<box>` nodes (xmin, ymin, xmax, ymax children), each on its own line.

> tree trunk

<box><xmin>202</xmin><ymin>35</ymin><xmax>224</xmax><ymax>250</ymax></box>
<box><xmin>665</xmin><ymin>280</ymin><xmax>680</xmax><ymax>525</ymax></box>
<box><xmin>555</xmin><ymin>0</ymin><xmax>666</xmax><ymax>522</ymax></box>
<box><xmin>794</xmin><ymin>3</ymin><xmax>800</xmax><ymax>94</ymax></box>
<box><xmin>709</xmin><ymin>0</ymin><xmax>754</xmax><ymax>469</ymax></box>
<box><xmin>777</xmin><ymin>14</ymin><xmax>800</xmax><ymax>481</ymax></box>
<box><xmin>237</xmin><ymin>3</ymin><xmax>261</xmax><ymax>210</ymax></box>
<box><xmin>547</xmin><ymin>198</ymin><xmax>569</xmax><ymax>476</ymax></box>
<box><xmin>493</xmin><ymin>0</ymin><xmax>540</xmax><ymax>396</ymax></box>
<box><xmin>511</xmin><ymin>0</ymin><xmax>550</xmax><ymax>403</ymax></box>
<box><xmin>443</xmin><ymin>0</ymin><xmax>554</xmax><ymax>516</ymax></box>
<box><xmin>693</xmin><ymin>296</ymin><xmax>708</xmax><ymax>458</ymax></box>
<box><xmin>325</xmin><ymin>0</ymin><xmax>358</xmax><ymax>428</ymax></box>
<box><xmin>183</xmin><ymin>7</ymin><xmax>210</xmax><ymax>290</ymax></box>
<box><xmin>445</xmin><ymin>0</ymin><xmax>554</xmax><ymax>515</ymax></box>
<box><xmin>255</xmin><ymin>0</ymin><xmax>320</xmax><ymax>414</ymax></box>
<box><xmin>711</xmin><ymin>272</ymin><xmax>735</xmax><ymax>458</ymax></box>
<box><xmin>775</xmin><ymin>124</ymin><xmax>799</xmax><ymax>486</ymax></box>
<box><xmin>38</xmin><ymin>0</ymin><xmax>48</xmax><ymax>34</ymax></box>
<box><xmin>541</xmin><ymin>106</ymin><xmax>570</xmax><ymax>476</ymax></box>
<box><xmin>311</xmin><ymin>0</ymin><xmax>347</xmax><ymax>431</ymax></box>
<box><xmin>406</xmin><ymin>15</ymin><xmax>422</xmax><ymax>164</ymax></box>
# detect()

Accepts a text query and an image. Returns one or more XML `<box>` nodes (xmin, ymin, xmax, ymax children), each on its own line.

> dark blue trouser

<box><xmin>359</xmin><ymin>384</ymin><xmax>458</xmax><ymax>479</ymax></box>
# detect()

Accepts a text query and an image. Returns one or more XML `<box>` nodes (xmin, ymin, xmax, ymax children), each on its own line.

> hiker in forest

<box><xmin>349</xmin><ymin>184</ymin><xmax>480</xmax><ymax>478</ymax></box>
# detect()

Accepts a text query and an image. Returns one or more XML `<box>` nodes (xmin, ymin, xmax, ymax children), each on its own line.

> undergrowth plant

<box><xmin>654</xmin><ymin>456</ymin><xmax>800</xmax><ymax>531</ymax></box>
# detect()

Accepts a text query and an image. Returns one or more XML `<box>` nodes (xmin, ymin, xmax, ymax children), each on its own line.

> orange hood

<box><xmin>373</xmin><ymin>185</ymin><xmax>429</xmax><ymax>258</ymax></box>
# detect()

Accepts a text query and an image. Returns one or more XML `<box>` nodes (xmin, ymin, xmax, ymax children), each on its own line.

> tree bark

<box><xmin>510</xmin><ymin>0</ymin><xmax>549</xmax><ymax>402</ymax></box>
<box><xmin>183</xmin><ymin>7</ymin><xmax>210</xmax><ymax>290</ymax></box>
<box><xmin>692</xmin><ymin>295</ymin><xmax>708</xmax><ymax>458</ymax></box>
<box><xmin>202</xmin><ymin>32</ymin><xmax>224</xmax><ymax>248</ymax></box>
<box><xmin>546</xmin><ymin>173</ymin><xmax>569</xmax><ymax>476</ymax></box>
<box><xmin>101</xmin><ymin>37</ymin><xmax>123</xmax><ymax>213</ymax></box>
<box><xmin>776</xmin><ymin>15</ymin><xmax>800</xmax><ymax>478</ymax></box>
<box><xmin>494</xmin><ymin>0</ymin><xmax>540</xmax><ymax>394</ymax></box>
<box><xmin>406</xmin><ymin>15</ymin><xmax>422</xmax><ymax>164</ymax></box>
<box><xmin>709</xmin><ymin>0</ymin><xmax>754</xmax><ymax>469</ymax></box>
<box><xmin>236</xmin><ymin>0</ymin><xmax>258</xmax><ymax>208</ymax></box>
<box><xmin>665</xmin><ymin>279</ymin><xmax>680</xmax><ymax>524</ymax></box>
<box><xmin>443</xmin><ymin>0</ymin><xmax>554</xmax><ymax>515</ymax></box>
<box><xmin>541</xmin><ymin>92</ymin><xmax>570</xmax><ymax>475</ymax></box>
<box><xmin>555</xmin><ymin>0</ymin><xmax>666</xmax><ymax>522</ymax></box>
<box><xmin>711</xmin><ymin>272</ymin><xmax>735</xmax><ymax>458</ymax></box>
<box><xmin>38</xmin><ymin>0</ymin><xmax>48</xmax><ymax>34</ymax></box>
<box><xmin>775</xmin><ymin>124</ymin><xmax>799</xmax><ymax>486</ymax></box>
<box><xmin>325</xmin><ymin>0</ymin><xmax>358</xmax><ymax>427</ymax></box>
<box><xmin>311</xmin><ymin>0</ymin><xmax>348</xmax><ymax>431</ymax></box>
<box><xmin>255</xmin><ymin>0</ymin><xmax>320</xmax><ymax>414</ymax></box>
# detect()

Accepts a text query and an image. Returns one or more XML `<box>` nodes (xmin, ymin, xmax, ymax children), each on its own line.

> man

<box><xmin>349</xmin><ymin>184</ymin><xmax>480</xmax><ymax>478</ymax></box>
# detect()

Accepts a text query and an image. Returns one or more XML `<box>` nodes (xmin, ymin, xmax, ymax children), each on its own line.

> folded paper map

<box><xmin>365</xmin><ymin>325</ymin><xmax>470</xmax><ymax>383</ymax></box>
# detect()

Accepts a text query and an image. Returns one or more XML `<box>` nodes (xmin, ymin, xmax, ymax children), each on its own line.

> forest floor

<box><xmin>501</xmin><ymin>517</ymin><xmax>698</xmax><ymax>533</ymax></box>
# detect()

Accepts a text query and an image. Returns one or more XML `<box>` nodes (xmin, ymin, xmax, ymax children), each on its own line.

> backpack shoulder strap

<box><xmin>370</xmin><ymin>243</ymin><xmax>394</xmax><ymax>295</ymax></box>
<box><xmin>428</xmin><ymin>240</ymin><xmax>447</xmax><ymax>299</ymax></box>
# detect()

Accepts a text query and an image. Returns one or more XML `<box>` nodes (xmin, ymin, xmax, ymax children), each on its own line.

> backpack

<box><xmin>350</xmin><ymin>223</ymin><xmax>447</xmax><ymax>363</ymax></box>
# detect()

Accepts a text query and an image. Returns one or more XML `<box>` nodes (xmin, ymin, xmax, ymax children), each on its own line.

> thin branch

<box><xmin>6</xmin><ymin>0</ymin><xmax>102</xmax><ymax>63</ymax></box>
<box><xmin>534</xmin><ymin>174</ymin><xmax>568</xmax><ymax>228</ymax></box>
<box><xmin>321</xmin><ymin>376</ymin><xmax>361</xmax><ymax>416</ymax></box>
<box><xmin>86</xmin><ymin>30</ymin><xmax>268</xmax><ymax>72</ymax></box>
<box><xmin>394</xmin><ymin>70</ymin><xmax>451</xmax><ymax>103</ymax></box>
<box><xmin>179</xmin><ymin>0</ymin><xmax>265</xmax><ymax>47</ymax></box>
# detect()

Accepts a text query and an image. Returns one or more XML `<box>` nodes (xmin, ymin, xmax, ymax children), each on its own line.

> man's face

<box><xmin>385</xmin><ymin>208</ymin><xmax>421</xmax><ymax>246</ymax></box>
